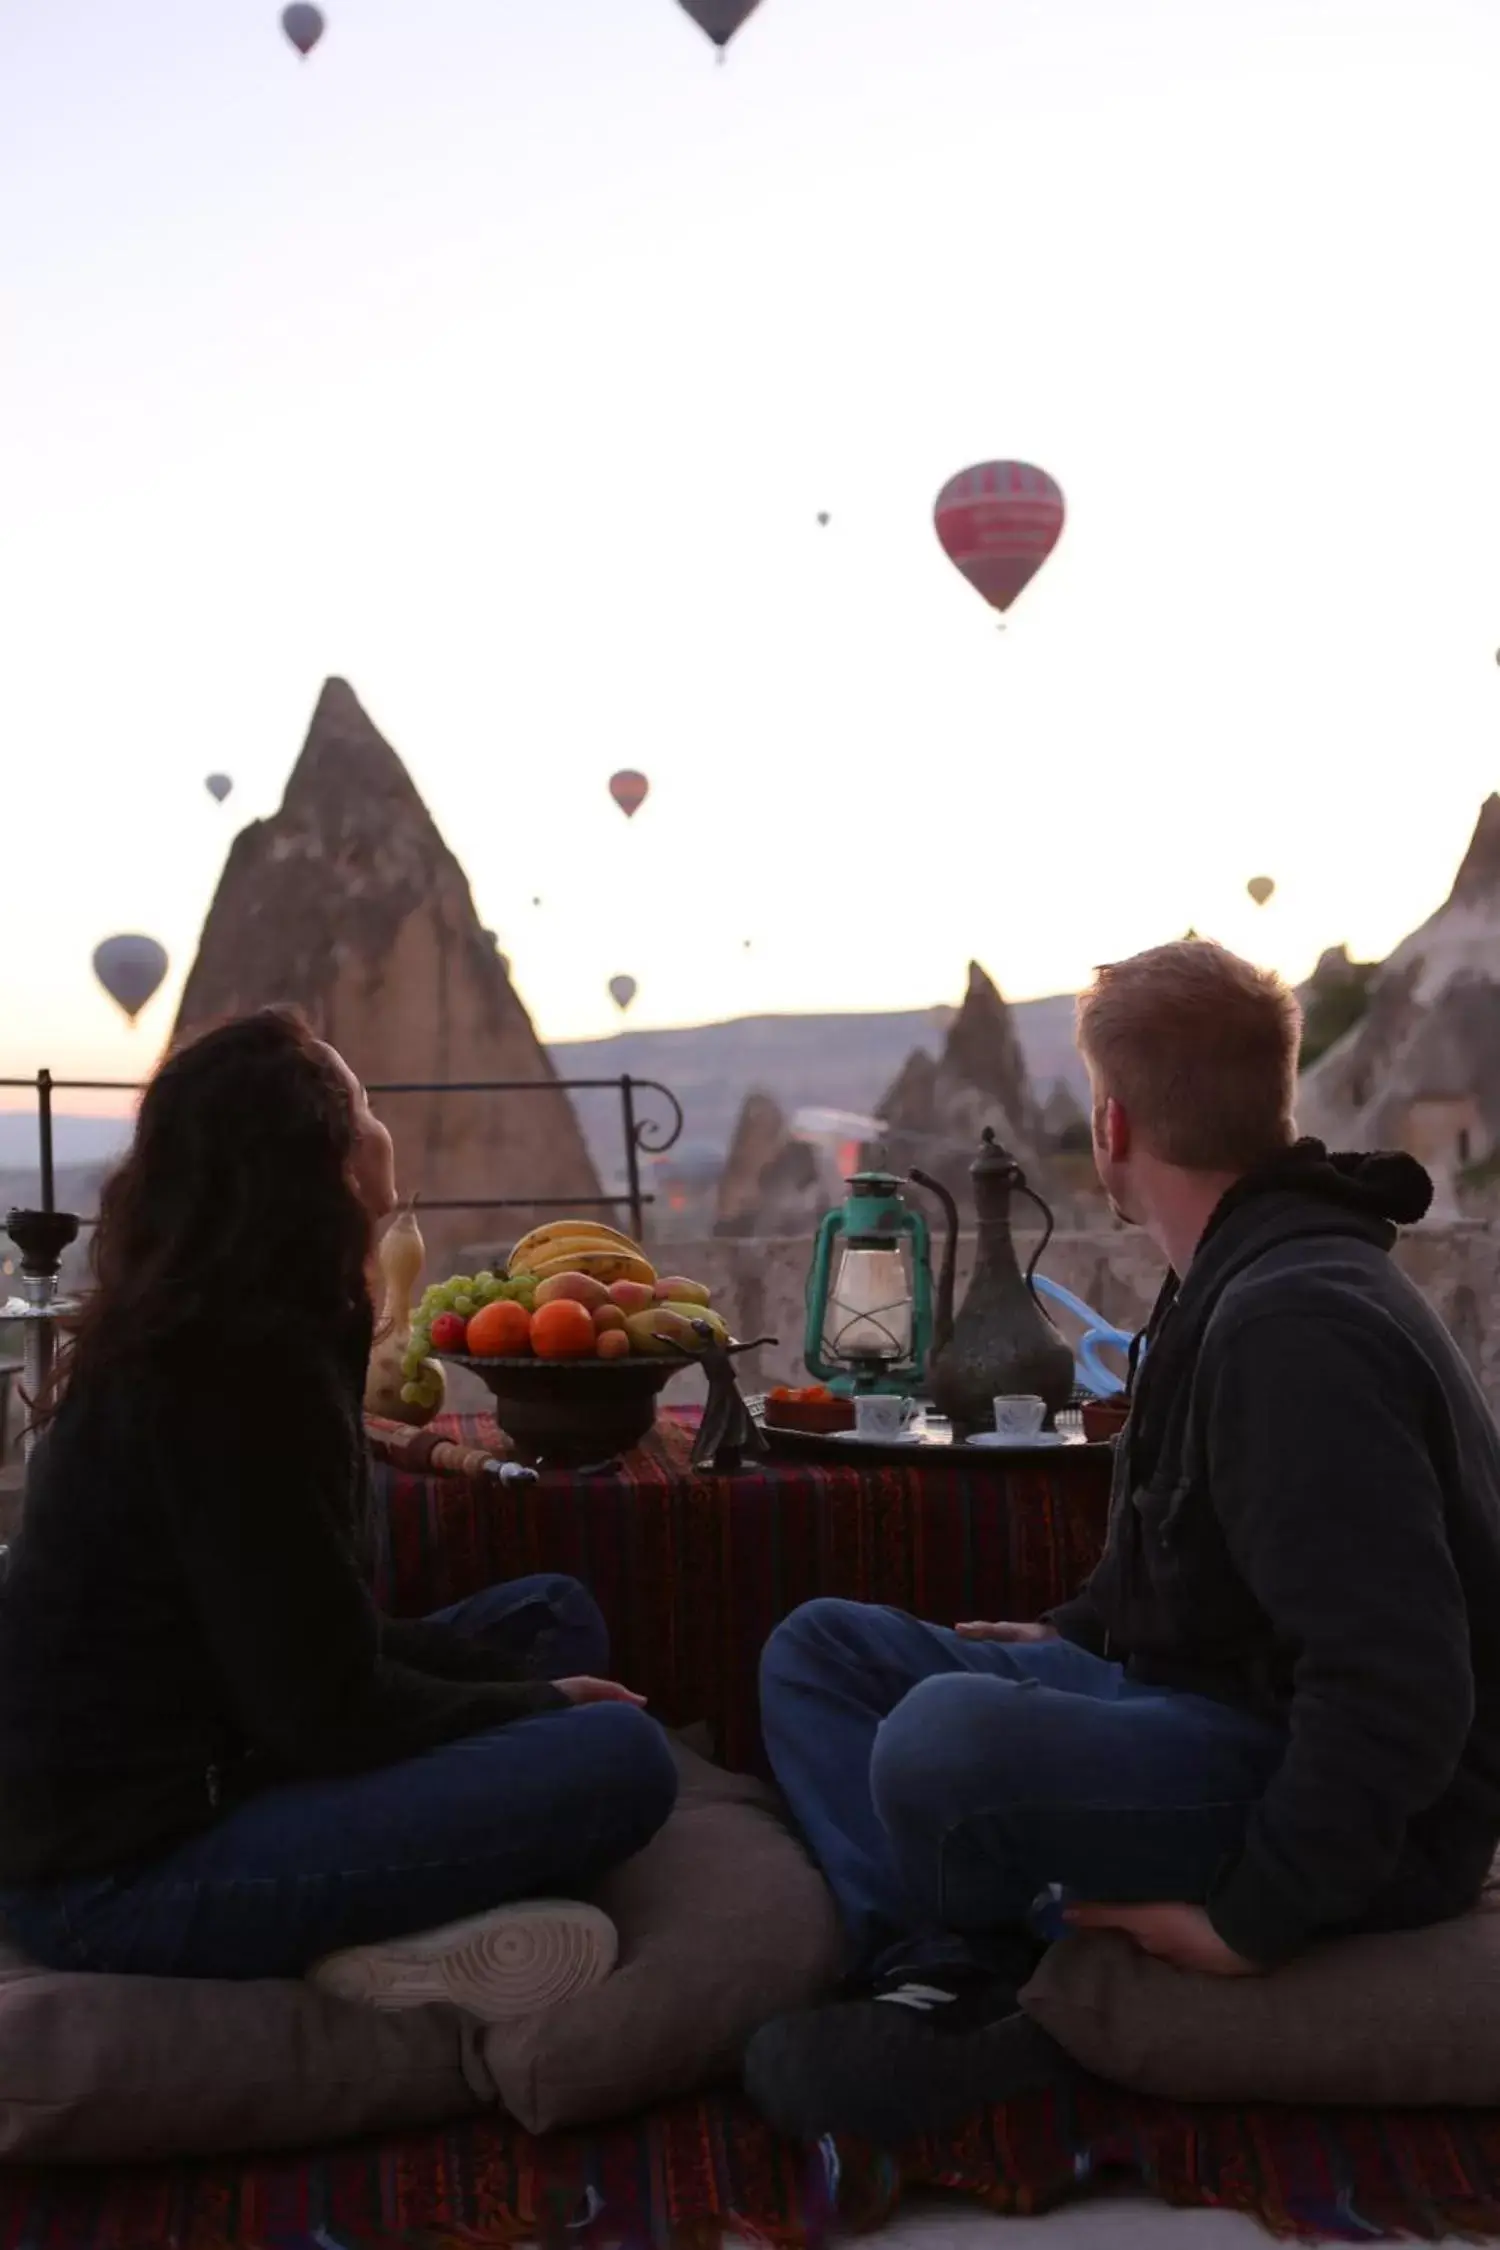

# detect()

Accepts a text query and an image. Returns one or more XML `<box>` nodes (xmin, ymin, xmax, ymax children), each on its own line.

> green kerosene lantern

<box><xmin>803</xmin><ymin>1172</ymin><xmax>939</xmax><ymax>1397</ymax></box>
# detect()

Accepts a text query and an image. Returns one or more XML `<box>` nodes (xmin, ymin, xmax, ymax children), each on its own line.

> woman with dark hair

<box><xmin>0</xmin><ymin>1010</ymin><xmax>677</xmax><ymax>2016</ymax></box>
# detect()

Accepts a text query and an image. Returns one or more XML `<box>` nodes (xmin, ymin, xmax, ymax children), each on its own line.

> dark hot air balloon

<box><xmin>281</xmin><ymin>4</ymin><xmax>325</xmax><ymax>57</ymax></box>
<box><xmin>609</xmin><ymin>770</ymin><xmax>649</xmax><ymax>819</ymax></box>
<box><xmin>1247</xmin><ymin>876</ymin><xmax>1275</xmax><ymax>907</ymax></box>
<box><xmin>205</xmin><ymin>773</ymin><xmax>233</xmax><ymax>804</ymax></box>
<box><xmin>93</xmin><ymin>935</ymin><xmax>168</xmax><ymax>1025</ymax></box>
<box><xmin>816</xmin><ymin>512</ymin><xmax>830</xmax><ymax>527</ymax></box>
<box><xmin>675</xmin><ymin>0</ymin><xmax>762</xmax><ymax>49</ymax></box>
<box><xmin>609</xmin><ymin>975</ymin><xmax>638</xmax><ymax>1013</ymax></box>
<box><xmin>934</xmin><ymin>461</ymin><xmax>1065</xmax><ymax>617</ymax></box>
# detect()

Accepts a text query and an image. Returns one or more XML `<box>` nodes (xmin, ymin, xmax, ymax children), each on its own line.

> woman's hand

<box><xmin>954</xmin><ymin>1620</ymin><xmax>1059</xmax><ymax>1644</ymax></box>
<box><xmin>555</xmin><ymin>1676</ymin><xmax>648</xmax><ymax>1707</ymax></box>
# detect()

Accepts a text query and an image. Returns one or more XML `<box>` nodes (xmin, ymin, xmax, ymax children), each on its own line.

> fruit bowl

<box><xmin>439</xmin><ymin>1351</ymin><xmax>699</xmax><ymax>1467</ymax></box>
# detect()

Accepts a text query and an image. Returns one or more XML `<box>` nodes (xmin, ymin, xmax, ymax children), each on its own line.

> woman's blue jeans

<box><xmin>760</xmin><ymin>1597</ymin><xmax>1289</xmax><ymax>1985</ymax></box>
<box><xmin>0</xmin><ymin>1575</ymin><xmax>678</xmax><ymax>1981</ymax></box>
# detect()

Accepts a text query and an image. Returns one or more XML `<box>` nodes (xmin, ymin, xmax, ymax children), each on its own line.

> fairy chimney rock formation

<box><xmin>868</xmin><ymin>962</ymin><xmax>1046</xmax><ymax>1201</ymax></box>
<box><xmin>1299</xmin><ymin>795</ymin><xmax>1500</xmax><ymax>1212</ymax></box>
<box><xmin>714</xmin><ymin>1091</ymin><xmax>827</xmax><ymax>1238</ymax></box>
<box><xmin>175</xmin><ymin>679</ymin><xmax>602</xmax><ymax>1259</ymax></box>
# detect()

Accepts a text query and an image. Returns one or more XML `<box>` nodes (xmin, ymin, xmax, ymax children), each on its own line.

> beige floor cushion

<box><xmin>0</xmin><ymin>1737</ymin><xmax>840</xmax><ymax>2160</ymax></box>
<box><xmin>483</xmin><ymin>1739</ymin><xmax>843</xmax><ymax>2133</ymax></box>
<box><xmin>0</xmin><ymin>1937</ymin><xmax>489</xmax><ymax>2164</ymax></box>
<box><xmin>1022</xmin><ymin>1877</ymin><xmax>1500</xmax><ymax>2106</ymax></box>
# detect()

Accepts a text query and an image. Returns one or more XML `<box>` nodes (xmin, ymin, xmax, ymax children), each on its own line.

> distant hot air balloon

<box><xmin>609</xmin><ymin>770</ymin><xmax>649</xmax><ymax>820</ymax></box>
<box><xmin>1247</xmin><ymin>876</ymin><xmax>1275</xmax><ymax>907</ymax></box>
<box><xmin>609</xmin><ymin>975</ymin><xmax>638</xmax><ymax>1013</ymax></box>
<box><xmin>816</xmin><ymin>512</ymin><xmax>830</xmax><ymax>528</ymax></box>
<box><xmin>205</xmin><ymin>773</ymin><xmax>233</xmax><ymax>805</ymax></box>
<box><xmin>93</xmin><ymin>935</ymin><xmax>168</xmax><ymax>1026</ymax></box>
<box><xmin>675</xmin><ymin>0</ymin><xmax>762</xmax><ymax>50</ymax></box>
<box><xmin>934</xmin><ymin>461</ymin><xmax>1065</xmax><ymax>618</ymax></box>
<box><xmin>281</xmin><ymin>4</ymin><xmax>325</xmax><ymax>57</ymax></box>
<box><xmin>532</xmin><ymin>895</ymin><xmax>542</xmax><ymax>907</ymax></box>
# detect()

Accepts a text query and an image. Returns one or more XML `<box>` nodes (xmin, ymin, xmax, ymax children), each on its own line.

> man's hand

<box><xmin>1064</xmin><ymin>1901</ymin><xmax>1260</xmax><ymax>1976</ymax></box>
<box><xmin>555</xmin><ymin>1677</ymin><xmax>647</xmax><ymax>1707</ymax></box>
<box><xmin>954</xmin><ymin>1620</ymin><xmax>1059</xmax><ymax>1644</ymax></box>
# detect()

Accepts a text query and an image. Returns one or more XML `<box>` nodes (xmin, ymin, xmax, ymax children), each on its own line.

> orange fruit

<box><xmin>596</xmin><ymin>1327</ymin><xmax>631</xmax><ymax>1361</ymax></box>
<box><xmin>465</xmin><ymin>1299</ymin><xmax>533</xmax><ymax>1357</ymax></box>
<box><xmin>531</xmin><ymin>1298</ymin><xmax>597</xmax><ymax>1360</ymax></box>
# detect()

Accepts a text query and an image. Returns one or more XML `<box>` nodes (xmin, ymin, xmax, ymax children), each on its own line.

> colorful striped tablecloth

<box><xmin>370</xmin><ymin>1415</ymin><xmax>1113</xmax><ymax>1772</ymax></box>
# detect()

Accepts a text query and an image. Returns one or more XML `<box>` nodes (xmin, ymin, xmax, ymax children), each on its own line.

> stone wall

<box><xmin>652</xmin><ymin>1221</ymin><xmax>1500</xmax><ymax>1413</ymax></box>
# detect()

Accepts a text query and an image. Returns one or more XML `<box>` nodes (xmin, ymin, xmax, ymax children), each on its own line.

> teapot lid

<box><xmin>971</xmin><ymin>1128</ymin><xmax>1025</xmax><ymax>1188</ymax></box>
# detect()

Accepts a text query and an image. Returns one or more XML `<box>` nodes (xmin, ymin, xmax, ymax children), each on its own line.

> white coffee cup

<box><xmin>854</xmin><ymin>1394</ymin><xmax>916</xmax><ymax>1440</ymax></box>
<box><xmin>992</xmin><ymin>1393</ymin><xmax>1047</xmax><ymax>1441</ymax></box>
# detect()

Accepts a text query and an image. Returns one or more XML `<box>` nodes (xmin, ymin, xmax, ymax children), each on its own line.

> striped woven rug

<box><xmin>4</xmin><ymin>2083</ymin><xmax>1500</xmax><ymax>2248</ymax></box>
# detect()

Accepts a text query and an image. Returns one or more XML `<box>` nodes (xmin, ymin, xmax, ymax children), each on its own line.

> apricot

<box><xmin>607</xmin><ymin>1279</ymin><xmax>656</xmax><ymax>1314</ymax></box>
<box><xmin>534</xmin><ymin>1271</ymin><xmax>610</xmax><ymax>1311</ymax></box>
<box><xmin>596</xmin><ymin>1327</ymin><xmax>631</xmax><ymax>1361</ymax></box>
<box><xmin>592</xmin><ymin>1303</ymin><xmax>629</xmax><ymax>1336</ymax></box>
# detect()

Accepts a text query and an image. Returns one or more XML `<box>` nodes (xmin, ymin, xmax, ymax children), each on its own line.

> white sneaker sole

<box><xmin>308</xmin><ymin>1899</ymin><xmax>618</xmax><ymax>2023</ymax></box>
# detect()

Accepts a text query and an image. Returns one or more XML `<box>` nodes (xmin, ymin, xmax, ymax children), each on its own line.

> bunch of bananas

<box><xmin>506</xmin><ymin>1218</ymin><xmax>657</xmax><ymax>1290</ymax></box>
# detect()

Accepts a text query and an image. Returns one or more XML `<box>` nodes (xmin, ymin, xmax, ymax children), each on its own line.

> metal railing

<box><xmin>0</xmin><ymin>1071</ymin><xmax>685</xmax><ymax>1246</ymax></box>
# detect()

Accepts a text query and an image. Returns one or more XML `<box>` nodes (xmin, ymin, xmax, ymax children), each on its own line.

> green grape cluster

<box><xmin>404</xmin><ymin>1273</ymin><xmax>538</xmax><ymax>1405</ymax></box>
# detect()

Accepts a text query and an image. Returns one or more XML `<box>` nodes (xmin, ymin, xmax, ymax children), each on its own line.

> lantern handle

<box><xmin>908</xmin><ymin>1168</ymin><xmax>959</xmax><ymax>1359</ymax></box>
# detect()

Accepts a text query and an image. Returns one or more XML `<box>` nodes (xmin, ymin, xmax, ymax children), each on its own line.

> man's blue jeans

<box><xmin>760</xmin><ymin>1598</ymin><xmax>1289</xmax><ymax>1983</ymax></box>
<box><xmin>0</xmin><ymin>1575</ymin><xmax>678</xmax><ymax>1981</ymax></box>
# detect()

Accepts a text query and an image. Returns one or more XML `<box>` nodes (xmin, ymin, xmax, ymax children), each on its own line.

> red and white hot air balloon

<box><xmin>609</xmin><ymin>770</ymin><xmax>649</xmax><ymax>820</ymax></box>
<box><xmin>933</xmin><ymin>461</ymin><xmax>1065</xmax><ymax>618</ymax></box>
<box><xmin>281</xmin><ymin>5</ymin><xmax>326</xmax><ymax>58</ymax></box>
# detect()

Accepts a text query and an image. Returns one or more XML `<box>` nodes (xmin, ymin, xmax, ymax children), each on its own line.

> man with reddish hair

<box><xmin>746</xmin><ymin>940</ymin><xmax>1500</xmax><ymax>2144</ymax></box>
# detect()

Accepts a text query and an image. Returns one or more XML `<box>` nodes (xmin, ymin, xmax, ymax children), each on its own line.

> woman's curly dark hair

<box><xmin>36</xmin><ymin>1008</ymin><xmax>374</xmax><ymax>1426</ymax></box>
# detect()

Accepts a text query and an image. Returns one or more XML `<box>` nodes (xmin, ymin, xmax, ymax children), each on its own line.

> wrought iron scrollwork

<box><xmin>629</xmin><ymin>1078</ymin><xmax>685</xmax><ymax>1158</ymax></box>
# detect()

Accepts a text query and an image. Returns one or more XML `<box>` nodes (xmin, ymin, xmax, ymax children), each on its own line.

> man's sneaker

<box><xmin>743</xmin><ymin>1969</ymin><xmax>1077</xmax><ymax>2144</ymax></box>
<box><xmin>309</xmin><ymin>1900</ymin><xmax>618</xmax><ymax>2024</ymax></box>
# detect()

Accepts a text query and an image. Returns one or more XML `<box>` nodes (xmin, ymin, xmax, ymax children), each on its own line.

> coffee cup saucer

<box><xmin>968</xmin><ymin>1430</ymin><xmax>1069</xmax><ymax>1449</ymax></box>
<box><xmin>831</xmin><ymin>1428</ymin><xmax>924</xmax><ymax>1446</ymax></box>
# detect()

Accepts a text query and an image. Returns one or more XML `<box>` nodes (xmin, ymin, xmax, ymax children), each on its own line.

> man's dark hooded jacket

<box><xmin>1047</xmin><ymin>1140</ymin><xmax>1500</xmax><ymax>1965</ymax></box>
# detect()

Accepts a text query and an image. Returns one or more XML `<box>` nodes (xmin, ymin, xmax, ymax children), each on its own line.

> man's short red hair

<box><xmin>1076</xmin><ymin>939</ymin><xmax>1301</xmax><ymax>1172</ymax></box>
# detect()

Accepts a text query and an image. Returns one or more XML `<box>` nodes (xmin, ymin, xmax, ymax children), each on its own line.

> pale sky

<box><xmin>4</xmin><ymin>0</ymin><xmax>1499</xmax><ymax>1106</ymax></box>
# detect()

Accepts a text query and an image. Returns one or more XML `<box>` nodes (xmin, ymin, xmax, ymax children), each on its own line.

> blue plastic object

<box><xmin>1031</xmin><ymin>1275</ymin><xmax>1132</xmax><ymax>1397</ymax></box>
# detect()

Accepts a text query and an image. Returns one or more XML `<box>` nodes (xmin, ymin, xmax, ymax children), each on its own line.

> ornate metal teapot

<box><xmin>912</xmin><ymin>1131</ymin><xmax>1075</xmax><ymax>1438</ymax></box>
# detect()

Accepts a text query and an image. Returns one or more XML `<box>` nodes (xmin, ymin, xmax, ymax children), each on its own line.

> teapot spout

<box><xmin>909</xmin><ymin>1167</ymin><xmax>959</xmax><ymax>1359</ymax></box>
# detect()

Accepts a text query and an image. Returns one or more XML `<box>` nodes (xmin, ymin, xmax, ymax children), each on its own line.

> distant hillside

<box><xmin>549</xmin><ymin>994</ymin><xmax>1085</xmax><ymax>1180</ymax></box>
<box><xmin>2</xmin><ymin>994</ymin><xmax>1086</xmax><ymax>1217</ymax></box>
<box><xmin>0</xmin><ymin>1114</ymin><xmax>132</xmax><ymax>1170</ymax></box>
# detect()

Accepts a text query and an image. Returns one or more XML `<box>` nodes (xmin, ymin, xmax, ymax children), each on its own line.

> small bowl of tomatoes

<box><xmin>761</xmin><ymin>1385</ymin><xmax>856</xmax><ymax>1436</ymax></box>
